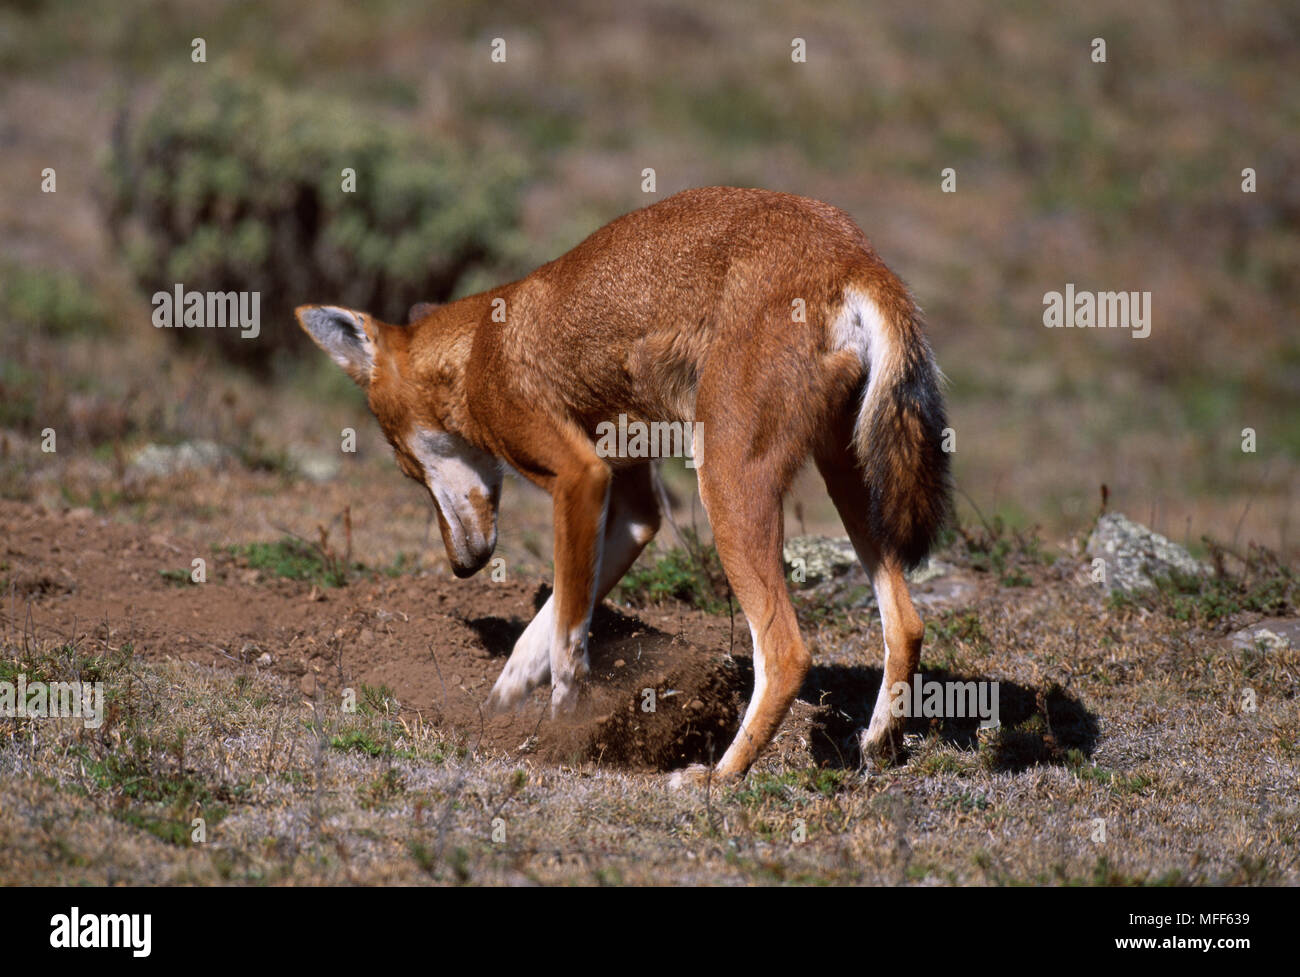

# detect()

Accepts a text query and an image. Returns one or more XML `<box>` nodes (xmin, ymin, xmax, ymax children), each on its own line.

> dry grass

<box><xmin>3</xmin><ymin>537</ymin><xmax>1295</xmax><ymax>885</ymax></box>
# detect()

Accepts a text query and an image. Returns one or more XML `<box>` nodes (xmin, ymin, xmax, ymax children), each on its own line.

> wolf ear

<box><xmin>407</xmin><ymin>301</ymin><xmax>442</xmax><ymax>324</ymax></box>
<box><xmin>295</xmin><ymin>305</ymin><xmax>376</xmax><ymax>387</ymax></box>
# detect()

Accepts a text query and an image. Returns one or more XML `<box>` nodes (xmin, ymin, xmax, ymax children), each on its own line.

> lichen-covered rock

<box><xmin>782</xmin><ymin>535</ymin><xmax>858</xmax><ymax>585</ymax></box>
<box><xmin>1085</xmin><ymin>512</ymin><xmax>1208</xmax><ymax>593</ymax></box>
<box><xmin>1228</xmin><ymin>619</ymin><xmax>1297</xmax><ymax>652</ymax></box>
<box><xmin>127</xmin><ymin>440</ymin><xmax>227</xmax><ymax>481</ymax></box>
<box><xmin>288</xmin><ymin>446</ymin><xmax>341</xmax><ymax>483</ymax></box>
<box><xmin>908</xmin><ymin>557</ymin><xmax>951</xmax><ymax>584</ymax></box>
<box><xmin>782</xmin><ymin>536</ymin><xmax>954</xmax><ymax>588</ymax></box>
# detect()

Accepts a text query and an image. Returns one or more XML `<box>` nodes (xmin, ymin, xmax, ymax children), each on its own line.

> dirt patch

<box><xmin>315</xmin><ymin>586</ymin><xmax>745</xmax><ymax>771</ymax></box>
<box><xmin>0</xmin><ymin>501</ymin><xmax>744</xmax><ymax>770</ymax></box>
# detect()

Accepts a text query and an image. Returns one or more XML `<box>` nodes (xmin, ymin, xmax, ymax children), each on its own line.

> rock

<box><xmin>256</xmin><ymin>652</ymin><xmax>273</xmax><ymax>666</ymax></box>
<box><xmin>287</xmin><ymin>446</ymin><xmax>341</xmax><ymax>483</ymax></box>
<box><xmin>1228</xmin><ymin>619</ymin><xmax>1298</xmax><ymax>652</ymax></box>
<box><xmin>782</xmin><ymin>535</ymin><xmax>951</xmax><ymax>588</ymax></box>
<box><xmin>127</xmin><ymin>440</ymin><xmax>227</xmax><ymax>482</ymax></box>
<box><xmin>910</xmin><ymin>572</ymin><xmax>977</xmax><ymax>611</ymax></box>
<box><xmin>1085</xmin><ymin>512</ymin><xmax>1208</xmax><ymax>593</ymax></box>
<box><xmin>782</xmin><ymin>535</ymin><xmax>858</xmax><ymax>585</ymax></box>
<box><xmin>907</xmin><ymin>557</ymin><xmax>952</xmax><ymax>585</ymax></box>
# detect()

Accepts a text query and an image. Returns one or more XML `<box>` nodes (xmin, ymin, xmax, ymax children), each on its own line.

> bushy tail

<box><xmin>847</xmin><ymin>287</ymin><xmax>951</xmax><ymax>570</ymax></box>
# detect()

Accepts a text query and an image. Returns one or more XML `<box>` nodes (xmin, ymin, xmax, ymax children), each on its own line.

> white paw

<box><xmin>859</xmin><ymin>717</ymin><xmax>903</xmax><ymax>764</ymax></box>
<box><xmin>485</xmin><ymin>601</ymin><xmax>555</xmax><ymax>712</ymax></box>
<box><xmin>548</xmin><ymin>627</ymin><xmax>590</xmax><ymax>717</ymax></box>
<box><xmin>485</xmin><ymin>665</ymin><xmax>531</xmax><ymax>713</ymax></box>
<box><xmin>550</xmin><ymin>680</ymin><xmax>580</xmax><ymax>717</ymax></box>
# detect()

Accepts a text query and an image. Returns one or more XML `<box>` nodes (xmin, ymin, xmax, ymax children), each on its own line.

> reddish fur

<box><xmin>297</xmin><ymin>187</ymin><xmax>951</xmax><ymax>778</ymax></box>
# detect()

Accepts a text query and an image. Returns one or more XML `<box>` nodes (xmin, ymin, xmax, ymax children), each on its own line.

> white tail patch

<box><xmin>831</xmin><ymin>287</ymin><xmax>898</xmax><ymax>403</ymax></box>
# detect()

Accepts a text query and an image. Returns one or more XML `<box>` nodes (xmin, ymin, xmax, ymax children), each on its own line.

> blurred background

<box><xmin>0</xmin><ymin>0</ymin><xmax>1296</xmax><ymax>564</ymax></box>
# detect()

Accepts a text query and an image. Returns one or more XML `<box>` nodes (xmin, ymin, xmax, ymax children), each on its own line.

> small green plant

<box><xmin>792</xmin><ymin>585</ymin><xmax>868</xmax><ymax>632</ymax></box>
<box><xmin>329</xmin><ymin>723</ymin><xmax>443</xmax><ymax>763</ymax></box>
<box><xmin>914</xmin><ymin>751</ymin><xmax>964</xmax><ymax>776</ymax></box>
<box><xmin>73</xmin><ymin>734</ymin><xmax>244</xmax><ymax>846</ymax></box>
<box><xmin>957</xmin><ymin>517</ymin><xmax>1049</xmax><ymax>586</ymax></box>
<box><xmin>330</xmin><ymin>729</ymin><xmax>387</xmax><ymax>758</ymax></box>
<box><xmin>222</xmin><ymin>536</ymin><xmax>358</xmax><ymax>588</ymax></box>
<box><xmin>382</xmin><ymin>552</ymin><xmax>416</xmax><ymax>578</ymax></box>
<box><xmin>730</xmin><ymin>766</ymin><xmax>848</xmax><ymax>808</ymax></box>
<box><xmin>0</xmin><ymin>640</ymin><xmax>122</xmax><ymax>687</ymax></box>
<box><xmin>1066</xmin><ymin>749</ymin><xmax>1154</xmax><ymax>794</ymax></box>
<box><xmin>1106</xmin><ymin>588</ymin><xmax>1139</xmax><ymax>613</ymax></box>
<box><xmin>926</xmin><ymin>609</ymin><xmax>992</xmax><ymax>658</ymax></box>
<box><xmin>614</xmin><ymin>529</ymin><xmax>731</xmax><ymax>614</ymax></box>
<box><xmin>940</xmin><ymin>791</ymin><xmax>991</xmax><ymax>813</ymax></box>
<box><xmin>408</xmin><ymin>840</ymin><xmax>437</xmax><ymax>874</ymax></box>
<box><xmin>1118</xmin><ymin>543</ymin><xmax>1295</xmax><ymax>624</ymax></box>
<box><xmin>1000</xmin><ymin>567</ymin><xmax>1033</xmax><ymax>588</ymax></box>
<box><xmin>0</xmin><ymin>359</ymin><xmax>39</xmax><ymax>429</ymax></box>
<box><xmin>358</xmin><ymin>683</ymin><xmax>399</xmax><ymax>715</ymax></box>
<box><xmin>359</xmin><ymin>768</ymin><xmax>406</xmax><ymax>809</ymax></box>
<box><xmin>158</xmin><ymin>568</ymin><xmax>195</xmax><ymax>587</ymax></box>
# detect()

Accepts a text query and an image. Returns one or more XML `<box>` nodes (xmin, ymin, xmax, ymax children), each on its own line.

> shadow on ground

<box><xmin>466</xmin><ymin>591</ymin><xmax>1097</xmax><ymax>774</ymax></box>
<box><xmin>799</xmin><ymin>663</ymin><xmax>1099</xmax><ymax>772</ymax></box>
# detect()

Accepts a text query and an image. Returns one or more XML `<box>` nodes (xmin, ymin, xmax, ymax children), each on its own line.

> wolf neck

<box><xmin>406</xmin><ymin>292</ymin><xmax>493</xmax><ymax>447</ymax></box>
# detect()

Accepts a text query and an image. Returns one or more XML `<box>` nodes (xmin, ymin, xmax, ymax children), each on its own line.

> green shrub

<box><xmin>0</xmin><ymin>263</ymin><xmax>107</xmax><ymax>338</ymax></box>
<box><xmin>102</xmin><ymin>69</ymin><xmax>525</xmax><ymax>372</ymax></box>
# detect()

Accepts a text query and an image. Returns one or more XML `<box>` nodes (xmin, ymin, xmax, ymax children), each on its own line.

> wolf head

<box><xmin>295</xmin><ymin>304</ymin><xmax>501</xmax><ymax>577</ymax></box>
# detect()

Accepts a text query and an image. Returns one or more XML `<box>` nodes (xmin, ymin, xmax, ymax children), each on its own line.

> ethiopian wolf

<box><xmin>296</xmin><ymin>187</ymin><xmax>950</xmax><ymax>782</ymax></box>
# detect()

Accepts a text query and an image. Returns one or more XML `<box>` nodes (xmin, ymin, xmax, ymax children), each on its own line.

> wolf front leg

<box><xmin>546</xmin><ymin>452</ymin><xmax>613</xmax><ymax>715</ymax></box>
<box><xmin>487</xmin><ymin>465</ymin><xmax>661</xmax><ymax>711</ymax></box>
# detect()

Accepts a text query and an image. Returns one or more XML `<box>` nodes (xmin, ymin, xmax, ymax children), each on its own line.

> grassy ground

<box><xmin>2</xmin><ymin>510</ymin><xmax>1295</xmax><ymax>884</ymax></box>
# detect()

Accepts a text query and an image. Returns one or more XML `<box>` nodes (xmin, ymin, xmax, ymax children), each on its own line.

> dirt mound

<box><xmin>517</xmin><ymin>604</ymin><xmax>743</xmax><ymax>769</ymax></box>
<box><xmin>0</xmin><ymin>502</ymin><xmax>745</xmax><ymax>772</ymax></box>
<box><xmin>335</xmin><ymin>585</ymin><xmax>745</xmax><ymax>771</ymax></box>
